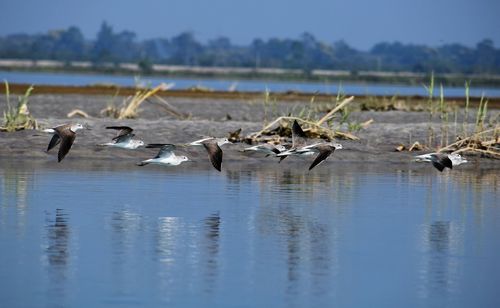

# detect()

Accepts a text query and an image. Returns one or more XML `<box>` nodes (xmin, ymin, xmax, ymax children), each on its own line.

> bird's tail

<box><xmin>136</xmin><ymin>161</ymin><xmax>149</xmax><ymax>166</ymax></box>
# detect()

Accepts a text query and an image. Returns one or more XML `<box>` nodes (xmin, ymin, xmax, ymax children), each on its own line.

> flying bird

<box><xmin>188</xmin><ymin>137</ymin><xmax>230</xmax><ymax>172</ymax></box>
<box><xmin>276</xmin><ymin>120</ymin><xmax>310</xmax><ymax>162</ymax></box>
<box><xmin>276</xmin><ymin>120</ymin><xmax>343</xmax><ymax>169</ymax></box>
<box><xmin>414</xmin><ymin>153</ymin><xmax>468</xmax><ymax>172</ymax></box>
<box><xmin>241</xmin><ymin>143</ymin><xmax>287</xmax><ymax>157</ymax></box>
<box><xmin>189</xmin><ymin>137</ymin><xmax>231</xmax><ymax>147</ymax></box>
<box><xmin>44</xmin><ymin>123</ymin><xmax>86</xmax><ymax>162</ymax></box>
<box><xmin>98</xmin><ymin>126</ymin><xmax>144</xmax><ymax>149</ymax></box>
<box><xmin>302</xmin><ymin>142</ymin><xmax>343</xmax><ymax>170</ymax></box>
<box><xmin>137</xmin><ymin>144</ymin><xmax>190</xmax><ymax>166</ymax></box>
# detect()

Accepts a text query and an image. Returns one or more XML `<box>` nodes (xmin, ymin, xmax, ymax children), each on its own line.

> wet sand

<box><xmin>0</xmin><ymin>93</ymin><xmax>498</xmax><ymax>167</ymax></box>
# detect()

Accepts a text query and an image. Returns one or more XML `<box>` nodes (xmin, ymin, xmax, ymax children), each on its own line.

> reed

<box><xmin>438</xmin><ymin>83</ymin><xmax>449</xmax><ymax>148</ymax></box>
<box><xmin>463</xmin><ymin>81</ymin><xmax>470</xmax><ymax>137</ymax></box>
<box><xmin>1</xmin><ymin>80</ymin><xmax>38</xmax><ymax>132</ymax></box>
<box><xmin>424</xmin><ymin>72</ymin><xmax>435</xmax><ymax>147</ymax></box>
<box><xmin>261</xmin><ymin>88</ymin><xmax>287</xmax><ymax>125</ymax></box>
<box><xmin>474</xmin><ymin>94</ymin><xmax>488</xmax><ymax>133</ymax></box>
<box><xmin>262</xmin><ymin>89</ymin><xmax>269</xmax><ymax>124</ymax></box>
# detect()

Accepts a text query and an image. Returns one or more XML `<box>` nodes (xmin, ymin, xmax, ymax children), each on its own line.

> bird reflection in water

<box><xmin>110</xmin><ymin>209</ymin><xmax>143</xmax><ymax>257</ymax></box>
<box><xmin>45</xmin><ymin>209</ymin><xmax>70</xmax><ymax>268</ymax></box>
<box><xmin>108</xmin><ymin>209</ymin><xmax>143</xmax><ymax>297</ymax></box>
<box><xmin>202</xmin><ymin>212</ymin><xmax>221</xmax><ymax>293</ymax></box>
<box><xmin>44</xmin><ymin>208</ymin><xmax>71</xmax><ymax>307</ymax></box>
<box><xmin>280</xmin><ymin>212</ymin><xmax>335</xmax><ymax>298</ymax></box>
<box><xmin>308</xmin><ymin>224</ymin><xmax>334</xmax><ymax>297</ymax></box>
<box><xmin>418</xmin><ymin>221</ymin><xmax>463</xmax><ymax>299</ymax></box>
<box><xmin>285</xmin><ymin>214</ymin><xmax>303</xmax><ymax>295</ymax></box>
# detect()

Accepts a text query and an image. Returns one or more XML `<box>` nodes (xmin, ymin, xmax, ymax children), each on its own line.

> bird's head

<box><xmin>217</xmin><ymin>138</ymin><xmax>232</xmax><ymax>146</ymax></box>
<box><xmin>333</xmin><ymin>143</ymin><xmax>343</xmax><ymax>150</ymax></box>
<box><xmin>70</xmin><ymin>123</ymin><xmax>85</xmax><ymax>132</ymax></box>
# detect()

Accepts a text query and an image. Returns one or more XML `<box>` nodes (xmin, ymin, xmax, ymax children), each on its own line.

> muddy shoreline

<box><xmin>0</xmin><ymin>92</ymin><xmax>498</xmax><ymax>168</ymax></box>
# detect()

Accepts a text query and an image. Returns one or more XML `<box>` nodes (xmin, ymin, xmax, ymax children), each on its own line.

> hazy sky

<box><xmin>1</xmin><ymin>0</ymin><xmax>499</xmax><ymax>50</ymax></box>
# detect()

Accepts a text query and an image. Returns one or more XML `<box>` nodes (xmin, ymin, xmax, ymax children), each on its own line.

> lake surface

<box><xmin>2</xmin><ymin>70</ymin><xmax>500</xmax><ymax>98</ymax></box>
<box><xmin>1</xmin><ymin>160</ymin><xmax>499</xmax><ymax>307</ymax></box>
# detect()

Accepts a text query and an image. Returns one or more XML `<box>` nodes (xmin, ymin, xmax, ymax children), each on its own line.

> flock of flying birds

<box><xmin>42</xmin><ymin>120</ymin><xmax>468</xmax><ymax>172</ymax></box>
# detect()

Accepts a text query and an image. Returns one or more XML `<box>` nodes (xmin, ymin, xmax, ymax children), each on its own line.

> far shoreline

<box><xmin>2</xmin><ymin>59</ymin><xmax>500</xmax><ymax>88</ymax></box>
<box><xmin>1</xmin><ymin>83</ymin><xmax>499</xmax><ymax>109</ymax></box>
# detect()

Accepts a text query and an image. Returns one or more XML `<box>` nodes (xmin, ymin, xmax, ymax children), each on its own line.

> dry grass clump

<box><xmin>360</xmin><ymin>96</ymin><xmax>426</xmax><ymax>111</ymax></box>
<box><xmin>1</xmin><ymin>81</ymin><xmax>38</xmax><ymax>132</ymax></box>
<box><xmin>100</xmin><ymin>83</ymin><xmax>169</xmax><ymax>119</ymax></box>
<box><xmin>437</xmin><ymin>128</ymin><xmax>499</xmax><ymax>158</ymax></box>
<box><xmin>99</xmin><ymin>83</ymin><xmax>188</xmax><ymax>120</ymax></box>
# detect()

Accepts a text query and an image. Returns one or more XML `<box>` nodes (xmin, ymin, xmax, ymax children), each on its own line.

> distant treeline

<box><xmin>1</xmin><ymin>22</ymin><xmax>499</xmax><ymax>74</ymax></box>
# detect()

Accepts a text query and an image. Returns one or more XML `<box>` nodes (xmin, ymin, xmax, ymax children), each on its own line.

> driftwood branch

<box><xmin>316</xmin><ymin>96</ymin><xmax>355</xmax><ymax>126</ymax></box>
<box><xmin>452</xmin><ymin>146</ymin><xmax>500</xmax><ymax>158</ymax></box>
<box><xmin>146</xmin><ymin>95</ymin><xmax>189</xmax><ymax>119</ymax></box>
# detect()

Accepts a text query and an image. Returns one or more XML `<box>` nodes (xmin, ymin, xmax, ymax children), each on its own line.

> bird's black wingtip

<box><xmin>145</xmin><ymin>143</ymin><xmax>175</xmax><ymax>149</ymax></box>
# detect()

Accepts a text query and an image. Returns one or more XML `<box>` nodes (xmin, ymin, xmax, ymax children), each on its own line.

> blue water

<box><xmin>1</xmin><ymin>70</ymin><xmax>500</xmax><ymax>98</ymax></box>
<box><xmin>0</xmin><ymin>161</ymin><xmax>499</xmax><ymax>307</ymax></box>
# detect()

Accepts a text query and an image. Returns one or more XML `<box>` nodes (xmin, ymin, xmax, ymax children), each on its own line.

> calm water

<box><xmin>2</xmin><ymin>70</ymin><xmax>500</xmax><ymax>98</ymax></box>
<box><xmin>0</xmin><ymin>160</ymin><xmax>499</xmax><ymax>307</ymax></box>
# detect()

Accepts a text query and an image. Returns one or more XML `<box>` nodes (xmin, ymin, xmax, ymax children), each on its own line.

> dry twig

<box><xmin>67</xmin><ymin>109</ymin><xmax>90</xmax><ymax>118</ymax></box>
